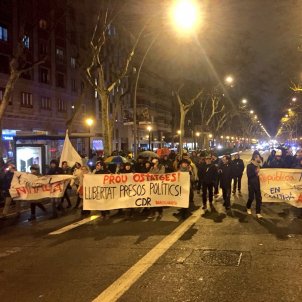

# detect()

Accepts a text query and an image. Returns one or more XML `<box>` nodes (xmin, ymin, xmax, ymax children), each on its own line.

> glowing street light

<box><xmin>225</xmin><ymin>75</ymin><xmax>234</xmax><ymax>86</ymax></box>
<box><xmin>170</xmin><ymin>0</ymin><xmax>201</xmax><ymax>33</ymax></box>
<box><xmin>195</xmin><ymin>132</ymin><xmax>200</xmax><ymax>137</ymax></box>
<box><xmin>250</xmin><ymin>110</ymin><xmax>254</xmax><ymax>114</ymax></box>
<box><xmin>292</xmin><ymin>97</ymin><xmax>297</xmax><ymax>102</ymax></box>
<box><xmin>177</xmin><ymin>130</ymin><xmax>181</xmax><ymax>135</ymax></box>
<box><xmin>241</xmin><ymin>98</ymin><xmax>247</xmax><ymax>104</ymax></box>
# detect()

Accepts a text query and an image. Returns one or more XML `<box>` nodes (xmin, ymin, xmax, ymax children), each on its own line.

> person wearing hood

<box><xmin>246</xmin><ymin>153</ymin><xmax>263</xmax><ymax>218</ymax></box>
<box><xmin>148</xmin><ymin>158</ymin><xmax>165</xmax><ymax>219</ymax></box>
<box><xmin>265</xmin><ymin>149</ymin><xmax>276</xmax><ymax>167</ymax></box>
<box><xmin>232</xmin><ymin>153</ymin><xmax>245</xmax><ymax>194</ymax></box>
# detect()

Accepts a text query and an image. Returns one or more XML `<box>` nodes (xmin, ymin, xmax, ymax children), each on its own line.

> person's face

<box><xmin>96</xmin><ymin>163</ymin><xmax>101</xmax><ymax>171</ymax></box>
<box><xmin>62</xmin><ymin>162</ymin><xmax>68</xmax><ymax>169</ymax></box>
<box><xmin>235</xmin><ymin>155</ymin><xmax>239</xmax><ymax>159</ymax></box>
<box><xmin>30</xmin><ymin>169</ymin><xmax>38</xmax><ymax>175</ymax></box>
<box><xmin>205</xmin><ymin>158</ymin><xmax>211</xmax><ymax>164</ymax></box>
<box><xmin>222</xmin><ymin>157</ymin><xmax>227</xmax><ymax>164</ymax></box>
<box><xmin>145</xmin><ymin>163</ymin><xmax>151</xmax><ymax>168</ymax></box>
<box><xmin>181</xmin><ymin>163</ymin><xmax>188</xmax><ymax>169</ymax></box>
<box><xmin>125</xmin><ymin>165</ymin><xmax>131</xmax><ymax>170</ymax></box>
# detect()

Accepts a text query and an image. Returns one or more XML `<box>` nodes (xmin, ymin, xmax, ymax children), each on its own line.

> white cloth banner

<box><xmin>9</xmin><ymin>172</ymin><xmax>74</xmax><ymax>201</ymax></box>
<box><xmin>83</xmin><ymin>172</ymin><xmax>190</xmax><ymax>210</ymax></box>
<box><xmin>259</xmin><ymin>168</ymin><xmax>302</xmax><ymax>207</ymax></box>
<box><xmin>59</xmin><ymin>130</ymin><xmax>83</xmax><ymax>167</ymax></box>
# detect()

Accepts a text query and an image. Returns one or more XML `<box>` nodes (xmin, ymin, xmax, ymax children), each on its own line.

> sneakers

<box><xmin>246</xmin><ymin>208</ymin><xmax>252</xmax><ymax>215</ymax></box>
<box><xmin>256</xmin><ymin>214</ymin><xmax>263</xmax><ymax>219</ymax></box>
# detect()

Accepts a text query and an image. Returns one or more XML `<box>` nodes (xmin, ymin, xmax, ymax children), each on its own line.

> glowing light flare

<box><xmin>170</xmin><ymin>0</ymin><xmax>201</xmax><ymax>33</ymax></box>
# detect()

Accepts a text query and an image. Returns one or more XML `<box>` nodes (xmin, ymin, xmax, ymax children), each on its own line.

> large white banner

<box><xmin>83</xmin><ymin>172</ymin><xmax>190</xmax><ymax>210</ymax></box>
<box><xmin>259</xmin><ymin>169</ymin><xmax>302</xmax><ymax>207</ymax></box>
<box><xmin>9</xmin><ymin>172</ymin><xmax>74</xmax><ymax>201</ymax></box>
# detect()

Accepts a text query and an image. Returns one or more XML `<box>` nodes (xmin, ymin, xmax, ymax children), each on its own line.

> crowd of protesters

<box><xmin>0</xmin><ymin>146</ymin><xmax>301</xmax><ymax>222</ymax></box>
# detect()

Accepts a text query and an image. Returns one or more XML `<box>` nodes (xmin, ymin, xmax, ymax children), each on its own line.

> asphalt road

<box><xmin>1</xmin><ymin>151</ymin><xmax>302</xmax><ymax>302</ymax></box>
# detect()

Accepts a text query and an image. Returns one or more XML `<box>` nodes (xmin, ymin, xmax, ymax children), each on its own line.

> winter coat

<box><xmin>219</xmin><ymin>163</ymin><xmax>233</xmax><ymax>189</ymax></box>
<box><xmin>149</xmin><ymin>164</ymin><xmax>165</xmax><ymax>174</ymax></box>
<box><xmin>199</xmin><ymin>164</ymin><xmax>218</xmax><ymax>185</ymax></box>
<box><xmin>2</xmin><ymin>171</ymin><xmax>14</xmax><ymax>195</ymax></box>
<box><xmin>269</xmin><ymin>158</ymin><xmax>285</xmax><ymax>168</ymax></box>
<box><xmin>47</xmin><ymin>166</ymin><xmax>63</xmax><ymax>175</ymax></box>
<box><xmin>232</xmin><ymin>159</ymin><xmax>245</xmax><ymax>177</ymax></box>
<box><xmin>247</xmin><ymin>161</ymin><xmax>260</xmax><ymax>188</ymax></box>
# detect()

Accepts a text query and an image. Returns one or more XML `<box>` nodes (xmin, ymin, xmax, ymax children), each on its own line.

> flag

<box><xmin>59</xmin><ymin>130</ymin><xmax>83</xmax><ymax>167</ymax></box>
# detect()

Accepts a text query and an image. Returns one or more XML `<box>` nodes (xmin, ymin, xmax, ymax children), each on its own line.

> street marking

<box><xmin>92</xmin><ymin>209</ymin><xmax>202</xmax><ymax>302</ymax></box>
<box><xmin>0</xmin><ymin>247</ymin><xmax>22</xmax><ymax>258</ymax></box>
<box><xmin>48</xmin><ymin>215</ymin><xmax>100</xmax><ymax>235</ymax></box>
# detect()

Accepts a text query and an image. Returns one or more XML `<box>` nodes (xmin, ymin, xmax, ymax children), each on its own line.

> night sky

<box><xmin>130</xmin><ymin>0</ymin><xmax>302</xmax><ymax>136</ymax></box>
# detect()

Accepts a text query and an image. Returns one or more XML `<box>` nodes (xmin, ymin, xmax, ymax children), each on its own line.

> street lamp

<box><xmin>241</xmin><ymin>98</ymin><xmax>247</xmax><ymax>104</ymax></box>
<box><xmin>225</xmin><ymin>75</ymin><xmax>234</xmax><ymax>86</ymax></box>
<box><xmin>195</xmin><ymin>131</ymin><xmax>200</xmax><ymax>149</ymax></box>
<box><xmin>250</xmin><ymin>110</ymin><xmax>254</xmax><ymax>114</ymax></box>
<box><xmin>170</xmin><ymin>0</ymin><xmax>201</xmax><ymax>33</ymax></box>
<box><xmin>85</xmin><ymin>118</ymin><xmax>94</xmax><ymax>157</ymax></box>
<box><xmin>147</xmin><ymin>126</ymin><xmax>152</xmax><ymax>150</ymax></box>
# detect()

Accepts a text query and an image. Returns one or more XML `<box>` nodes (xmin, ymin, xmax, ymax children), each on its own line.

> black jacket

<box><xmin>247</xmin><ymin>162</ymin><xmax>260</xmax><ymax>187</ymax></box>
<box><xmin>219</xmin><ymin>163</ymin><xmax>233</xmax><ymax>188</ymax></box>
<box><xmin>2</xmin><ymin>171</ymin><xmax>14</xmax><ymax>194</ymax></box>
<box><xmin>269</xmin><ymin>158</ymin><xmax>285</xmax><ymax>168</ymax></box>
<box><xmin>232</xmin><ymin>159</ymin><xmax>245</xmax><ymax>177</ymax></box>
<box><xmin>47</xmin><ymin>166</ymin><xmax>63</xmax><ymax>175</ymax></box>
<box><xmin>199</xmin><ymin>164</ymin><xmax>218</xmax><ymax>185</ymax></box>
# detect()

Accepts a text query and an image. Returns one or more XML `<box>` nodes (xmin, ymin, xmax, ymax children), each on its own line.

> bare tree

<box><xmin>174</xmin><ymin>84</ymin><xmax>203</xmax><ymax>156</ymax></box>
<box><xmin>85</xmin><ymin>4</ymin><xmax>145</xmax><ymax>156</ymax></box>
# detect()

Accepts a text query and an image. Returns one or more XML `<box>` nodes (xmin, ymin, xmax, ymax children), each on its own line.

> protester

<box><xmin>200</xmin><ymin>156</ymin><xmax>218</xmax><ymax>210</ymax></box>
<box><xmin>134</xmin><ymin>156</ymin><xmax>145</xmax><ymax>173</ymax></box>
<box><xmin>47</xmin><ymin>159</ymin><xmax>63</xmax><ymax>218</ymax></box>
<box><xmin>160</xmin><ymin>155</ymin><xmax>174</xmax><ymax>173</ymax></box>
<box><xmin>265</xmin><ymin>149</ymin><xmax>276</xmax><ymax>167</ymax></box>
<box><xmin>93</xmin><ymin>161</ymin><xmax>110</xmax><ymax>218</ymax></box>
<box><xmin>1</xmin><ymin>164</ymin><xmax>20</xmax><ymax>219</ymax></box>
<box><xmin>232</xmin><ymin>153</ymin><xmax>245</xmax><ymax>194</ymax></box>
<box><xmin>219</xmin><ymin>155</ymin><xmax>233</xmax><ymax>210</ymax></box>
<box><xmin>78</xmin><ymin>165</ymin><xmax>91</xmax><ymax>215</ymax></box>
<box><xmin>269</xmin><ymin>150</ymin><xmax>285</xmax><ymax>168</ymax></box>
<box><xmin>148</xmin><ymin>158</ymin><xmax>165</xmax><ymax>219</ymax></box>
<box><xmin>60</xmin><ymin>161</ymin><xmax>72</xmax><ymax>208</ymax></box>
<box><xmin>246</xmin><ymin>153</ymin><xmax>263</xmax><ymax>218</ymax></box>
<box><xmin>211</xmin><ymin>153</ymin><xmax>220</xmax><ymax>198</ymax></box>
<box><xmin>71</xmin><ymin>162</ymin><xmax>82</xmax><ymax>209</ymax></box>
<box><xmin>28</xmin><ymin>165</ymin><xmax>47</xmax><ymax>222</ymax></box>
<box><xmin>173</xmin><ymin>154</ymin><xmax>181</xmax><ymax>172</ymax></box>
<box><xmin>142</xmin><ymin>161</ymin><xmax>151</xmax><ymax>173</ymax></box>
<box><xmin>178</xmin><ymin>159</ymin><xmax>194</xmax><ymax>219</ymax></box>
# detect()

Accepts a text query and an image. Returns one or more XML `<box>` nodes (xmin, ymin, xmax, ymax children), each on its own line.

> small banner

<box><xmin>259</xmin><ymin>169</ymin><xmax>302</xmax><ymax>207</ymax></box>
<box><xmin>83</xmin><ymin>172</ymin><xmax>190</xmax><ymax>210</ymax></box>
<box><xmin>9</xmin><ymin>172</ymin><xmax>74</xmax><ymax>201</ymax></box>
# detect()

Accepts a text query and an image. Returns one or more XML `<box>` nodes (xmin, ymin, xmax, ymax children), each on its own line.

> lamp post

<box><xmin>147</xmin><ymin>126</ymin><xmax>152</xmax><ymax>150</ymax></box>
<box><xmin>85</xmin><ymin>118</ymin><xmax>94</xmax><ymax>158</ymax></box>
<box><xmin>133</xmin><ymin>0</ymin><xmax>200</xmax><ymax>158</ymax></box>
<box><xmin>195</xmin><ymin>132</ymin><xmax>200</xmax><ymax>149</ymax></box>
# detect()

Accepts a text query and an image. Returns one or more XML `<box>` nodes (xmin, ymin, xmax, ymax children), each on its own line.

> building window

<box><xmin>56</xmin><ymin>47</ymin><xmax>64</xmax><ymax>63</ymax></box>
<box><xmin>21</xmin><ymin>92</ymin><xmax>33</xmax><ymax>108</ymax></box>
<box><xmin>56</xmin><ymin>73</ymin><xmax>65</xmax><ymax>88</ymax></box>
<box><xmin>71</xmin><ymin>79</ymin><xmax>76</xmax><ymax>91</ymax></box>
<box><xmin>41</xmin><ymin>96</ymin><xmax>51</xmax><ymax>110</ymax></box>
<box><xmin>39</xmin><ymin>41</ymin><xmax>47</xmax><ymax>55</ymax></box>
<box><xmin>39</xmin><ymin>67</ymin><xmax>50</xmax><ymax>84</ymax></box>
<box><xmin>58</xmin><ymin>98</ymin><xmax>66</xmax><ymax>112</ymax></box>
<box><xmin>39</xmin><ymin>19</ymin><xmax>47</xmax><ymax>30</ymax></box>
<box><xmin>0</xmin><ymin>25</ymin><xmax>8</xmax><ymax>41</ymax></box>
<box><xmin>0</xmin><ymin>87</ymin><xmax>12</xmax><ymax>105</ymax></box>
<box><xmin>22</xmin><ymin>35</ymin><xmax>30</xmax><ymax>48</ymax></box>
<box><xmin>71</xmin><ymin>57</ymin><xmax>76</xmax><ymax>68</ymax></box>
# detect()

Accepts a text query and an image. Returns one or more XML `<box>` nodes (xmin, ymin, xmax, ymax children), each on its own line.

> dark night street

<box><xmin>1</xmin><ymin>152</ymin><xmax>302</xmax><ymax>302</ymax></box>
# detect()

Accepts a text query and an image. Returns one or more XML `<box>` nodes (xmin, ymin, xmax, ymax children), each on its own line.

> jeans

<box><xmin>202</xmin><ymin>183</ymin><xmax>214</xmax><ymax>205</ymax></box>
<box><xmin>233</xmin><ymin>175</ymin><xmax>242</xmax><ymax>192</ymax></box>
<box><xmin>246</xmin><ymin>185</ymin><xmax>262</xmax><ymax>214</ymax></box>
<box><xmin>222</xmin><ymin>185</ymin><xmax>231</xmax><ymax>208</ymax></box>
